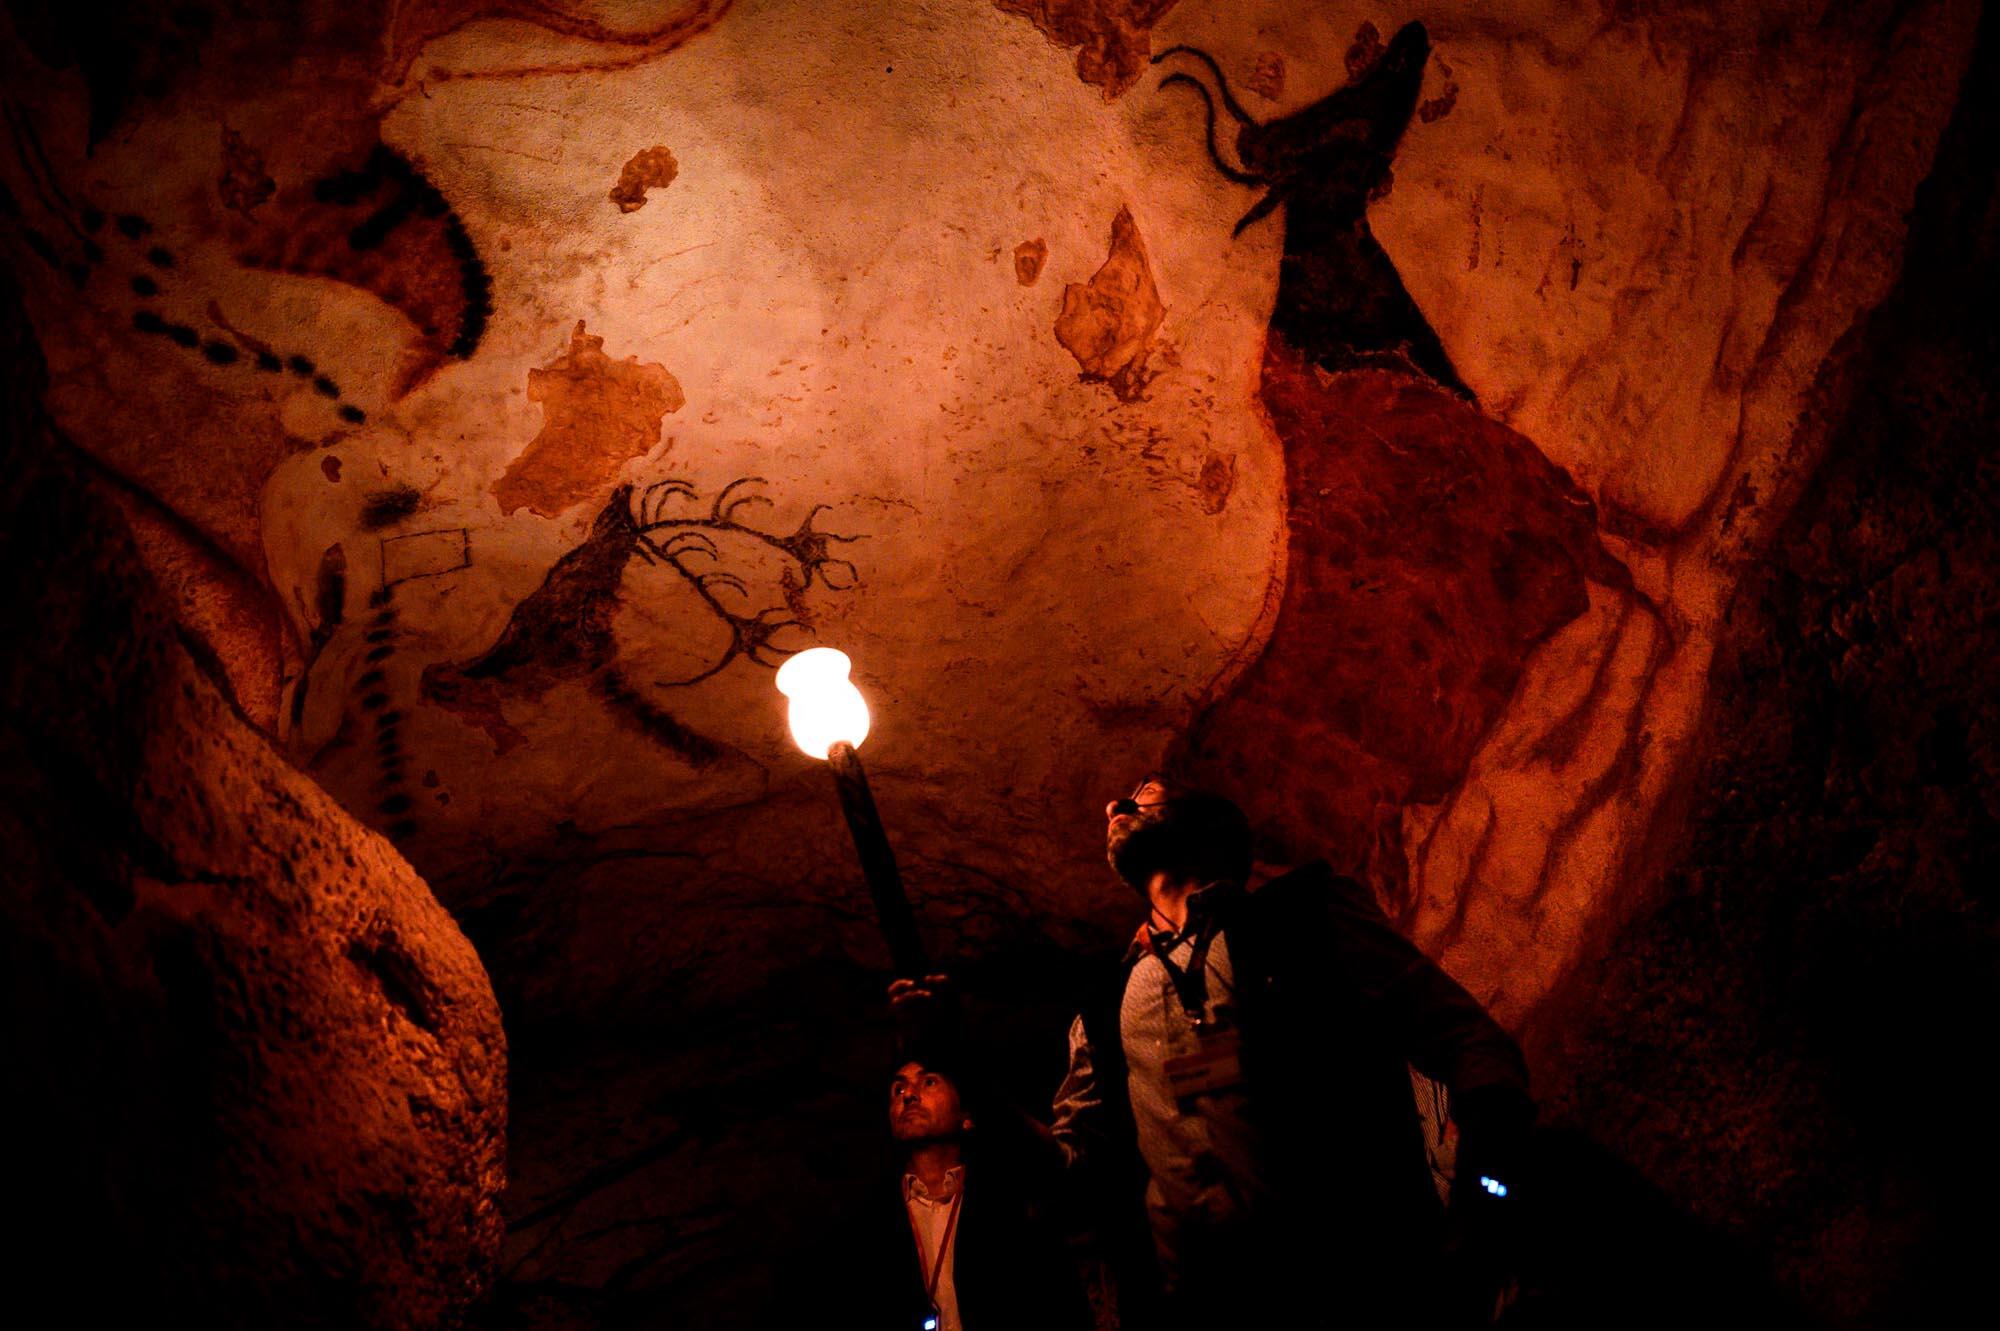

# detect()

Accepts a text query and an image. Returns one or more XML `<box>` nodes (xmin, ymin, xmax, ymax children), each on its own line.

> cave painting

<box><xmin>423</xmin><ymin>478</ymin><xmax>857</xmax><ymax>761</ymax></box>
<box><xmin>492</xmin><ymin>321</ymin><xmax>686</xmax><ymax>519</ymax></box>
<box><xmin>1055</xmin><ymin>205</ymin><xmax>1163</xmax><ymax>402</ymax></box>
<box><xmin>383</xmin><ymin>527</ymin><xmax>474</xmax><ymax>587</ymax></box>
<box><xmin>382</xmin><ymin>0</ymin><xmax>735</xmax><ymax>88</ymax></box>
<box><xmin>217</xmin><ymin>127</ymin><xmax>275</xmax><ymax>217</ymax></box>
<box><xmin>1158</xmin><ymin>27</ymin><xmax>1635</xmax><ymax>916</ymax></box>
<box><xmin>4</xmin><ymin>0</ymin><xmax>1968</xmax><ymax>1042</ymax></box>
<box><xmin>1</xmin><ymin>113</ymin><xmax>369</xmax><ymax>567</ymax></box>
<box><xmin>609</xmin><ymin>146</ymin><xmax>680</xmax><ymax>214</ymax></box>
<box><xmin>238</xmin><ymin>143</ymin><xmax>492</xmax><ymax>397</ymax></box>
<box><xmin>5</xmin><ymin>7</ymin><xmax>1974</xmax><ymax>1316</ymax></box>
<box><xmin>1013</xmin><ymin>238</ymin><xmax>1048</xmax><ymax>286</ymax></box>
<box><xmin>996</xmin><ymin>0</ymin><xmax>1183</xmax><ymax>99</ymax></box>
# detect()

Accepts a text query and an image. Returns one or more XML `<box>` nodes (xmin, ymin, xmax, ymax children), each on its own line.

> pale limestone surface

<box><xmin>0</xmin><ymin>0</ymin><xmax>1975</xmax><ymax>1036</ymax></box>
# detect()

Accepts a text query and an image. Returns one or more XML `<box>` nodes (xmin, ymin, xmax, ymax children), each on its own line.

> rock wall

<box><xmin>2</xmin><ymin>0</ymin><xmax>1972</xmax><ymax>1046</ymax></box>
<box><xmin>0</xmin><ymin>1</ymin><xmax>1988</xmax><ymax>1325</ymax></box>
<box><xmin>1538</xmin><ymin>8</ymin><xmax>2000</xmax><ymax>1321</ymax></box>
<box><xmin>0</xmin><ymin>276</ymin><xmax>508</xmax><ymax>1327</ymax></box>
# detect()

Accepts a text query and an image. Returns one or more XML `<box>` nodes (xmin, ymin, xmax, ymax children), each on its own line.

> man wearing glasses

<box><xmin>908</xmin><ymin>777</ymin><xmax>1532</xmax><ymax>1327</ymax></box>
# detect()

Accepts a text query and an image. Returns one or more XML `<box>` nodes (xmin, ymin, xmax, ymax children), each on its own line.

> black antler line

<box><xmin>1158</xmin><ymin>74</ymin><xmax>1265</xmax><ymax>187</ymax></box>
<box><xmin>1152</xmin><ymin>46</ymin><xmax>1258</xmax><ymax>126</ymax></box>
<box><xmin>628</xmin><ymin>478</ymin><xmax>863</xmax><ymax>687</ymax></box>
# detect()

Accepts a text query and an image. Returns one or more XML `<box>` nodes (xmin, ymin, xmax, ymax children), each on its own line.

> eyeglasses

<box><xmin>1110</xmin><ymin>782</ymin><xmax>1173</xmax><ymax>817</ymax></box>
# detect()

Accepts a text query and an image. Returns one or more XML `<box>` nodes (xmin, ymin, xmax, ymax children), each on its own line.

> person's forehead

<box><xmin>891</xmin><ymin>1061</ymin><xmax>941</xmax><ymax>1084</ymax></box>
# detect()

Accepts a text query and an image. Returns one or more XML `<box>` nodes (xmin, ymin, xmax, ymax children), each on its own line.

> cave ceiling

<box><xmin>1</xmin><ymin>0</ymin><xmax>1976</xmax><ymax>1029</ymax></box>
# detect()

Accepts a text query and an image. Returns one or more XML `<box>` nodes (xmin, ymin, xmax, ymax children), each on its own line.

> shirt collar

<box><xmin>1132</xmin><ymin>880</ymin><xmax>1245</xmax><ymax>955</ymax></box>
<box><xmin>902</xmin><ymin>1165</ymin><xmax>965</xmax><ymax>1203</ymax></box>
<box><xmin>1187</xmin><ymin>878</ymin><xmax>1244</xmax><ymax>921</ymax></box>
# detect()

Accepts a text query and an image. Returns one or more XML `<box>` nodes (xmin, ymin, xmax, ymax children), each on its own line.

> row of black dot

<box><xmin>10</xmin><ymin>135</ymin><xmax>491</xmax><ymax>420</ymax></box>
<box><xmin>358</xmin><ymin>586</ymin><xmax>419</xmax><ymax>843</ymax></box>
<box><xmin>93</xmin><ymin>209</ymin><xmax>372</xmax><ymax>425</ymax></box>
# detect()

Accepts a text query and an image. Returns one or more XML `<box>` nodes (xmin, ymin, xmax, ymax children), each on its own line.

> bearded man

<box><xmin>1045</xmin><ymin>777</ymin><xmax>1534</xmax><ymax>1327</ymax></box>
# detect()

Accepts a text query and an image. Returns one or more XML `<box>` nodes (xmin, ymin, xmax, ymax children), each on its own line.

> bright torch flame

<box><xmin>774</xmin><ymin>647</ymin><xmax>870</xmax><ymax>759</ymax></box>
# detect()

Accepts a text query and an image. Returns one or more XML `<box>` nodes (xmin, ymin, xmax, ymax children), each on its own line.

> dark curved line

<box><xmin>1151</xmin><ymin>45</ymin><xmax>1257</xmax><ymax>126</ymax></box>
<box><xmin>1158</xmin><ymin>74</ymin><xmax>1264</xmax><ymax>187</ymax></box>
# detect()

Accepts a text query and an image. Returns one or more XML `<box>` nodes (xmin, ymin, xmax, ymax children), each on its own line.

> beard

<box><xmin>1108</xmin><ymin>812</ymin><xmax>1176</xmax><ymax>890</ymax></box>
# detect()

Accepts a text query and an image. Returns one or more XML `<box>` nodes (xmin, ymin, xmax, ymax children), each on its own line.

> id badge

<box><xmin>1163</xmin><ymin>1027</ymin><xmax>1245</xmax><ymax>1099</ymax></box>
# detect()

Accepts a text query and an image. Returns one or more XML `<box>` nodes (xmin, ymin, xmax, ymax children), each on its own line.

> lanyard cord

<box><xmin>1147</xmin><ymin>916</ymin><xmax>1223</xmax><ymax>1027</ymax></box>
<box><xmin>908</xmin><ymin>1186</ymin><xmax>964</xmax><ymax>1307</ymax></box>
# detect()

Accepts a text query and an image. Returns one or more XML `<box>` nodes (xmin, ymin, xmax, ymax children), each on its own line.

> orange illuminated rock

<box><xmin>610</xmin><ymin>146</ymin><xmax>680</xmax><ymax>213</ymax></box>
<box><xmin>382</xmin><ymin>0</ymin><xmax>732</xmax><ymax>85</ymax></box>
<box><xmin>1</xmin><ymin>303</ymin><xmax>506</xmax><ymax>1330</ymax></box>
<box><xmin>217</xmin><ymin>127</ymin><xmax>274</xmax><ymax>216</ymax></box>
<box><xmin>492</xmin><ymin>322</ymin><xmax>685</xmax><ymax>519</ymax></box>
<box><xmin>1014</xmin><ymin>238</ymin><xmax>1048</xmax><ymax>285</ymax></box>
<box><xmin>996</xmin><ymin>0</ymin><xmax>1181</xmax><ymax>98</ymax></box>
<box><xmin>1180</xmin><ymin>344</ymin><xmax>1617</xmax><ymax>879</ymax></box>
<box><xmin>1054</xmin><ymin>206</ymin><xmax>1163</xmax><ymax>401</ymax></box>
<box><xmin>237</xmin><ymin>141</ymin><xmax>492</xmax><ymax>397</ymax></box>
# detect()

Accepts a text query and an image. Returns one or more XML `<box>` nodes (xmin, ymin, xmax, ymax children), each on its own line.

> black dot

<box><xmin>131</xmin><ymin>274</ymin><xmax>158</xmax><ymax>297</ymax></box>
<box><xmin>146</xmin><ymin>246</ymin><xmax>174</xmax><ymax>268</ymax></box>
<box><xmin>338</xmin><ymin>404</ymin><xmax>367</xmax><ymax>424</ymax></box>
<box><xmin>356</xmin><ymin>669</ymin><xmax>386</xmax><ymax>688</ymax></box>
<box><xmin>313</xmin><ymin>375</ymin><xmax>340</xmax><ymax>398</ymax></box>
<box><xmin>360</xmin><ymin>691</ymin><xmax>390</xmax><ymax>710</ymax></box>
<box><xmin>166</xmin><ymin>323</ymin><xmax>199</xmax><ymax>347</ymax></box>
<box><xmin>368</xmin><ymin>587</ymin><xmax>393</xmax><ymax>608</ymax></box>
<box><xmin>201</xmin><ymin>340</ymin><xmax>239</xmax><ymax>365</ymax></box>
<box><xmin>379</xmin><ymin>794</ymin><xmax>414</xmax><ymax>816</ymax></box>
<box><xmin>378</xmin><ymin>710</ymin><xmax>405</xmax><ymax>728</ymax></box>
<box><xmin>255</xmin><ymin>352</ymin><xmax>283</xmax><ymax>372</ymax></box>
<box><xmin>115</xmin><ymin>214</ymin><xmax>149</xmax><ymax>238</ymax></box>
<box><xmin>287</xmin><ymin>355</ymin><xmax>315</xmax><ymax>376</ymax></box>
<box><xmin>365</xmin><ymin>628</ymin><xmax>394</xmax><ymax>644</ymax></box>
<box><xmin>133</xmin><ymin>310</ymin><xmax>167</xmax><ymax>334</ymax></box>
<box><xmin>365</xmin><ymin>645</ymin><xmax>393</xmax><ymax>662</ymax></box>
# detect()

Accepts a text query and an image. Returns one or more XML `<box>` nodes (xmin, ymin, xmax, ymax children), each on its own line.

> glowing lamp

<box><xmin>775</xmin><ymin>647</ymin><xmax>871</xmax><ymax>759</ymax></box>
<box><xmin>774</xmin><ymin>647</ymin><xmax>927</xmax><ymax>976</ymax></box>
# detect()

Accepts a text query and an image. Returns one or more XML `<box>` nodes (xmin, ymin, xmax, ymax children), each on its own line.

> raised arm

<box><xmin>1282</xmin><ymin>865</ymin><xmax>1532</xmax><ymax>1130</ymax></box>
<box><xmin>1049</xmin><ymin>1014</ymin><xmax>1108</xmax><ymax>1174</ymax></box>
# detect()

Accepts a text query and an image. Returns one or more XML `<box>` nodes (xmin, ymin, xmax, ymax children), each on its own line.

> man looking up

<box><xmin>817</xmin><ymin>1053</ymin><xmax>1090</xmax><ymax>1331</ymax></box>
<box><xmin>892</xmin><ymin>1059</ymin><xmax>973</xmax><ymax>1331</ymax></box>
<box><xmin>1047</xmin><ymin>777</ymin><xmax>1534</xmax><ymax>1327</ymax></box>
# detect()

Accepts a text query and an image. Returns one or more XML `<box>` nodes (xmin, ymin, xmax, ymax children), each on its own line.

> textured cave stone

<box><xmin>0</xmin><ymin>285</ymin><xmax>507</xmax><ymax>1327</ymax></box>
<box><xmin>0</xmin><ymin>4</ymin><xmax>1987</xmax><ymax>1324</ymax></box>
<box><xmin>3</xmin><ymin>0</ymin><xmax>1972</xmax><ymax>1049</ymax></box>
<box><xmin>1535</xmin><ymin>11</ymin><xmax>1999</xmax><ymax>1324</ymax></box>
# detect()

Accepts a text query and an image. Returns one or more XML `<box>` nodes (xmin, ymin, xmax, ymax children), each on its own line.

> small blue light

<box><xmin>923</xmin><ymin>1319</ymin><xmax>939</xmax><ymax>1331</ymax></box>
<box><xmin>1479</xmin><ymin>1175</ymin><xmax>1509</xmax><ymax>1198</ymax></box>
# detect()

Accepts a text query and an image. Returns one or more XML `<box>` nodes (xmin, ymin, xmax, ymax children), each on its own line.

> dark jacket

<box><xmin>837</xmin><ymin>1152</ymin><xmax>1093</xmax><ymax>1331</ymax></box>
<box><xmin>1064</xmin><ymin>859</ymin><xmax>1531</xmax><ymax>1323</ymax></box>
